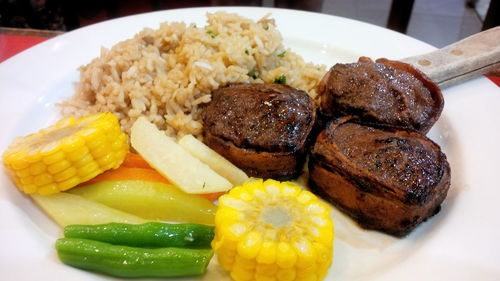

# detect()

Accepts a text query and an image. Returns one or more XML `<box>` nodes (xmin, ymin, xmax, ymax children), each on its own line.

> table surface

<box><xmin>0</xmin><ymin>27</ymin><xmax>63</xmax><ymax>63</ymax></box>
<box><xmin>0</xmin><ymin>27</ymin><xmax>498</xmax><ymax>86</ymax></box>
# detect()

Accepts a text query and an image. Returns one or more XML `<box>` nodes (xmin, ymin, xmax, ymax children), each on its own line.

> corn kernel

<box><xmin>78</xmin><ymin>128</ymin><xmax>99</xmax><ymax>141</ymax></box>
<box><xmin>220</xmin><ymin>196</ymin><xmax>248</xmax><ymax>211</ymax></box>
<box><xmin>305</xmin><ymin>202</ymin><xmax>328</xmax><ymax>215</ymax></box>
<box><xmin>96</xmin><ymin>153</ymin><xmax>113</xmax><ymax>166</ymax></box>
<box><xmin>293</xmin><ymin>240</ymin><xmax>316</xmax><ymax>269</ymax></box>
<box><xmin>25</xmin><ymin>150</ymin><xmax>42</xmax><ymax>163</ymax></box>
<box><xmin>40</xmin><ymin>141</ymin><xmax>61</xmax><ymax>156</ymax></box>
<box><xmin>256</xmin><ymin>263</ymin><xmax>279</xmax><ymax>276</ymax></box>
<box><xmin>281</xmin><ymin>184</ymin><xmax>301</xmax><ymax>198</ymax></box>
<box><xmin>295</xmin><ymin>274</ymin><xmax>317</xmax><ymax>281</ymax></box>
<box><xmin>77</xmin><ymin>162</ymin><xmax>99</xmax><ymax>177</ymax></box>
<box><xmin>227</xmin><ymin>222</ymin><xmax>249</xmax><ymax>241</ymax></box>
<box><xmin>38</xmin><ymin>183</ymin><xmax>58</xmax><ymax>195</ymax></box>
<box><xmin>80</xmin><ymin>169</ymin><xmax>102</xmax><ymax>183</ymax></box>
<box><xmin>10</xmin><ymin>157</ymin><xmax>29</xmax><ymax>170</ymax></box>
<box><xmin>91</xmin><ymin>145</ymin><xmax>109</xmax><ymax>159</ymax></box>
<box><xmin>312</xmin><ymin>243</ymin><xmax>331</xmax><ymax>264</ymax></box>
<box><xmin>34</xmin><ymin>173</ymin><xmax>53</xmax><ymax>186</ymax></box>
<box><xmin>239</xmin><ymin>192</ymin><xmax>254</xmax><ymax>201</ymax></box>
<box><xmin>317</xmin><ymin>261</ymin><xmax>330</xmax><ymax>280</ymax></box>
<box><xmin>255</xmin><ymin>274</ymin><xmax>277</xmax><ymax>281</ymax></box>
<box><xmin>53</xmin><ymin>167</ymin><xmax>77</xmax><ymax>182</ymax></box>
<box><xmin>296</xmin><ymin>264</ymin><xmax>317</xmax><ymax>277</ymax></box>
<box><xmin>42</xmin><ymin>151</ymin><xmax>65</xmax><ymax>165</ymax></box>
<box><xmin>297</xmin><ymin>190</ymin><xmax>315</xmax><ymax>205</ymax></box>
<box><xmin>230</xmin><ymin>266</ymin><xmax>254</xmax><ymax>281</ymax></box>
<box><xmin>47</xmin><ymin>160</ymin><xmax>71</xmax><ymax>174</ymax></box>
<box><xmin>111</xmin><ymin>134</ymin><xmax>127</xmax><ymax>149</ymax></box>
<box><xmin>234</xmin><ymin>255</ymin><xmax>257</xmax><ymax>270</ymax></box>
<box><xmin>257</xmin><ymin>240</ymin><xmax>277</xmax><ymax>264</ymax></box>
<box><xmin>58</xmin><ymin>177</ymin><xmax>81</xmax><ymax>191</ymax></box>
<box><xmin>85</xmin><ymin>134</ymin><xmax>106</xmax><ymax>149</ymax></box>
<box><xmin>264</xmin><ymin>180</ymin><xmax>281</xmax><ymax>196</ymax></box>
<box><xmin>60</xmin><ymin>135</ymin><xmax>84</xmax><ymax>152</ymax></box>
<box><xmin>29</xmin><ymin>162</ymin><xmax>46</xmax><ymax>176</ymax></box>
<box><xmin>72</xmin><ymin>153</ymin><xmax>94</xmax><ymax>168</ymax></box>
<box><xmin>214</xmin><ymin>237</ymin><xmax>238</xmax><ymax>252</ymax></box>
<box><xmin>16</xmin><ymin>168</ymin><xmax>31</xmax><ymax>178</ymax></box>
<box><xmin>20</xmin><ymin>176</ymin><xmax>34</xmax><ymax>185</ymax></box>
<box><xmin>277</xmin><ymin>268</ymin><xmax>296</xmax><ymax>281</ymax></box>
<box><xmin>218</xmin><ymin>254</ymin><xmax>235</xmax><ymax>270</ymax></box>
<box><xmin>67</xmin><ymin>146</ymin><xmax>90</xmax><ymax>162</ymax></box>
<box><xmin>276</xmin><ymin>242</ymin><xmax>297</xmax><ymax>269</ymax></box>
<box><xmin>23</xmin><ymin>184</ymin><xmax>37</xmax><ymax>194</ymax></box>
<box><xmin>237</xmin><ymin>230</ymin><xmax>263</xmax><ymax>259</ymax></box>
<box><xmin>215</xmin><ymin>207</ymin><xmax>242</xmax><ymax>226</ymax></box>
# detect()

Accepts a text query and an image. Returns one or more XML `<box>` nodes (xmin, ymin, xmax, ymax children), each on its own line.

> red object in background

<box><xmin>0</xmin><ymin>34</ymin><xmax>49</xmax><ymax>63</ymax></box>
<box><xmin>0</xmin><ymin>34</ymin><xmax>499</xmax><ymax>87</ymax></box>
<box><xmin>489</xmin><ymin>76</ymin><xmax>500</xmax><ymax>86</ymax></box>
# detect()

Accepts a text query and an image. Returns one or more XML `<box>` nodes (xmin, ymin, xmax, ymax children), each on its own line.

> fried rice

<box><xmin>60</xmin><ymin>11</ymin><xmax>327</xmax><ymax>138</ymax></box>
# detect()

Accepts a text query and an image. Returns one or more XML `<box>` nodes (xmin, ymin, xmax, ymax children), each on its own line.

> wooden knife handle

<box><xmin>401</xmin><ymin>26</ymin><xmax>500</xmax><ymax>88</ymax></box>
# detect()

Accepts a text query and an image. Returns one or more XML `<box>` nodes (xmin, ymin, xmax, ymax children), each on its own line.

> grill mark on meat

<box><xmin>308</xmin><ymin>116</ymin><xmax>450</xmax><ymax>236</ymax></box>
<box><xmin>203</xmin><ymin>84</ymin><xmax>313</xmax><ymax>152</ymax></box>
<box><xmin>330</xmin><ymin>122</ymin><xmax>444</xmax><ymax>205</ymax></box>
<box><xmin>318</xmin><ymin>58</ymin><xmax>444</xmax><ymax>133</ymax></box>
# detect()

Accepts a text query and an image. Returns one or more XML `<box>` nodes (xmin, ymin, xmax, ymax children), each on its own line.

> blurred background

<box><xmin>0</xmin><ymin>0</ymin><xmax>498</xmax><ymax>47</ymax></box>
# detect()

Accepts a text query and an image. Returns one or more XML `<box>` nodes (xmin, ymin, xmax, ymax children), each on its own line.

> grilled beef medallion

<box><xmin>318</xmin><ymin>57</ymin><xmax>444</xmax><ymax>134</ymax></box>
<box><xmin>308</xmin><ymin>116</ymin><xmax>450</xmax><ymax>236</ymax></box>
<box><xmin>202</xmin><ymin>83</ymin><xmax>317</xmax><ymax>180</ymax></box>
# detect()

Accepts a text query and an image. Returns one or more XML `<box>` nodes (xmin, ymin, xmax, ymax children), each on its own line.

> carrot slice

<box><xmin>199</xmin><ymin>191</ymin><xmax>226</xmax><ymax>202</ymax></box>
<box><xmin>80</xmin><ymin>167</ymin><xmax>170</xmax><ymax>186</ymax></box>
<box><xmin>121</xmin><ymin>153</ymin><xmax>153</xmax><ymax>169</ymax></box>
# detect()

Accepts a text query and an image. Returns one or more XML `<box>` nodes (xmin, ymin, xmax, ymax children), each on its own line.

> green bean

<box><xmin>64</xmin><ymin>222</ymin><xmax>214</xmax><ymax>248</ymax></box>
<box><xmin>56</xmin><ymin>238</ymin><xmax>213</xmax><ymax>278</ymax></box>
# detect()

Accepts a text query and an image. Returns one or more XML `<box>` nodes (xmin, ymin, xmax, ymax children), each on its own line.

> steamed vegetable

<box><xmin>56</xmin><ymin>238</ymin><xmax>213</xmax><ymax>278</ymax></box>
<box><xmin>64</xmin><ymin>222</ymin><xmax>214</xmax><ymax>248</ymax></box>
<box><xmin>69</xmin><ymin>180</ymin><xmax>217</xmax><ymax>225</ymax></box>
<box><xmin>120</xmin><ymin>153</ymin><xmax>153</xmax><ymax>169</ymax></box>
<box><xmin>200</xmin><ymin>191</ymin><xmax>226</xmax><ymax>202</ymax></box>
<box><xmin>178</xmin><ymin>134</ymin><xmax>248</xmax><ymax>186</ymax></box>
<box><xmin>130</xmin><ymin>117</ymin><xmax>232</xmax><ymax>194</ymax></box>
<box><xmin>2</xmin><ymin>113</ymin><xmax>128</xmax><ymax>195</ymax></box>
<box><xmin>212</xmin><ymin>179</ymin><xmax>334</xmax><ymax>281</ymax></box>
<box><xmin>31</xmin><ymin>193</ymin><xmax>146</xmax><ymax>227</ymax></box>
<box><xmin>80</xmin><ymin>167</ymin><xmax>170</xmax><ymax>185</ymax></box>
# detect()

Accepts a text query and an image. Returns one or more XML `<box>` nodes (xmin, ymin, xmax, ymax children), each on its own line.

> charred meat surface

<box><xmin>308</xmin><ymin>116</ymin><xmax>450</xmax><ymax>236</ymax></box>
<box><xmin>202</xmin><ymin>83</ymin><xmax>317</xmax><ymax>180</ymax></box>
<box><xmin>318</xmin><ymin>57</ymin><xmax>444</xmax><ymax>133</ymax></box>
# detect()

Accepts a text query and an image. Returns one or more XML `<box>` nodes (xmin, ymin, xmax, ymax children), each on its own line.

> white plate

<box><xmin>1</xmin><ymin>6</ymin><xmax>499</xmax><ymax>281</ymax></box>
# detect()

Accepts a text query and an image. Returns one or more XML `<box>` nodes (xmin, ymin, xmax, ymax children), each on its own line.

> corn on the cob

<box><xmin>212</xmin><ymin>179</ymin><xmax>334</xmax><ymax>281</ymax></box>
<box><xmin>2</xmin><ymin>113</ymin><xmax>129</xmax><ymax>195</ymax></box>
